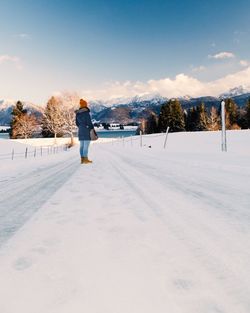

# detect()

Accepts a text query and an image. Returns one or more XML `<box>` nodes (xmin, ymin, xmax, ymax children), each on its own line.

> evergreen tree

<box><xmin>246</xmin><ymin>99</ymin><xmax>250</xmax><ymax>128</ymax></box>
<box><xmin>158</xmin><ymin>99</ymin><xmax>185</xmax><ymax>132</ymax></box>
<box><xmin>185</xmin><ymin>106</ymin><xmax>198</xmax><ymax>131</ymax></box>
<box><xmin>224</xmin><ymin>98</ymin><xmax>239</xmax><ymax>129</ymax></box>
<box><xmin>196</xmin><ymin>103</ymin><xmax>209</xmax><ymax>131</ymax></box>
<box><xmin>145</xmin><ymin>112</ymin><xmax>158</xmax><ymax>134</ymax></box>
<box><xmin>185</xmin><ymin>103</ymin><xmax>209</xmax><ymax>131</ymax></box>
<box><xmin>10</xmin><ymin>101</ymin><xmax>27</xmax><ymax>138</ymax></box>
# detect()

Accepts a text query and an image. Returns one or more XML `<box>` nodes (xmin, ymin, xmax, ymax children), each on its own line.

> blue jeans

<box><xmin>79</xmin><ymin>140</ymin><xmax>90</xmax><ymax>157</ymax></box>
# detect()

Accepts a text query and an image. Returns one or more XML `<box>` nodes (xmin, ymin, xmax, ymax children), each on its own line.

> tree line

<box><xmin>10</xmin><ymin>95</ymin><xmax>250</xmax><ymax>140</ymax></box>
<box><xmin>10</xmin><ymin>92</ymin><xmax>79</xmax><ymax>146</ymax></box>
<box><xmin>142</xmin><ymin>98</ymin><xmax>250</xmax><ymax>134</ymax></box>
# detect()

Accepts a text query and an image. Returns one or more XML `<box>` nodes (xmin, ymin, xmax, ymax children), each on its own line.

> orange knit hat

<box><xmin>79</xmin><ymin>99</ymin><xmax>88</xmax><ymax>108</ymax></box>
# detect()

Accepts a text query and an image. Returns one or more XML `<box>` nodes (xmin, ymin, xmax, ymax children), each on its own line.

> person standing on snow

<box><xmin>75</xmin><ymin>99</ymin><xmax>94</xmax><ymax>164</ymax></box>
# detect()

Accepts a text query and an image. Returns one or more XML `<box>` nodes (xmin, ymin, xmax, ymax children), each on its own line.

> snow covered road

<box><xmin>0</xmin><ymin>150</ymin><xmax>79</xmax><ymax>246</ymax></box>
<box><xmin>0</xmin><ymin>131</ymin><xmax>250</xmax><ymax>313</ymax></box>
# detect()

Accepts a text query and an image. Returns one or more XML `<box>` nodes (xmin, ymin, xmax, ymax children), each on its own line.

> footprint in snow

<box><xmin>69</xmin><ymin>189</ymin><xmax>80</xmax><ymax>193</ymax></box>
<box><xmin>13</xmin><ymin>257</ymin><xmax>33</xmax><ymax>271</ymax></box>
<box><xmin>51</xmin><ymin>201</ymin><xmax>60</xmax><ymax>206</ymax></box>
<box><xmin>73</xmin><ymin>195</ymin><xmax>83</xmax><ymax>201</ymax></box>
<box><xmin>172</xmin><ymin>278</ymin><xmax>193</xmax><ymax>291</ymax></box>
<box><xmin>31</xmin><ymin>246</ymin><xmax>47</xmax><ymax>255</ymax></box>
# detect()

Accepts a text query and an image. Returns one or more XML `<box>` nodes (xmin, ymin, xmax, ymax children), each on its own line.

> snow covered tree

<box><xmin>158</xmin><ymin>99</ymin><xmax>185</xmax><ymax>132</ymax></box>
<box><xmin>41</xmin><ymin>96</ymin><xmax>64</xmax><ymax>139</ymax></box>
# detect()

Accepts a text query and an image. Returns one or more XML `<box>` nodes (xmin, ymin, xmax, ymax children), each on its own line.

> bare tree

<box><xmin>140</xmin><ymin>118</ymin><xmax>147</xmax><ymax>134</ymax></box>
<box><xmin>42</xmin><ymin>96</ymin><xmax>64</xmax><ymax>141</ymax></box>
<box><xmin>208</xmin><ymin>106</ymin><xmax>220</xmax><ymax>131</ymax></box>
<box><xmin>59</xmin><ymin>91</ymin><xmax>80</xmax><ymax>146</ymax></box>
<box><xmin>14</xmin><ymin>113</ymin><xmax>38</xmax><ymax>139</ymax></box>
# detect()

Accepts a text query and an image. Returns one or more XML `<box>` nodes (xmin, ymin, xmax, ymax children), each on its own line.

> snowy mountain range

<box><xmin>1</xmin><ymin>86</ymin><xmax>250</xmax><ymax>125</ymax></box>
<box><xmin>0</xmin><ymin>100</ymin><xmax>43</xmax><ymax>125</ymax></box>
<box><xmin>219</xmin><ymin>86</ymin><xmax>250</xmax><ymax>98</ymax></box>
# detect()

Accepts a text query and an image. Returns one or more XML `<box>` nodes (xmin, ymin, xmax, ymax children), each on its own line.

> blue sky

<box><xmin>0</xmin><ymin>0</ymin><xmax>250</xmax><ymax>103</ymax></box>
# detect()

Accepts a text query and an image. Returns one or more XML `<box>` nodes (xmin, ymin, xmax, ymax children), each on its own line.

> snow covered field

<box><xmin>0</xmin><ymin>130</ymin><xmax>250</xmax><ymax>313</ymax></box>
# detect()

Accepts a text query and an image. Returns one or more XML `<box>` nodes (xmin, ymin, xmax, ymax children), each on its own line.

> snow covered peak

<box><xmin>0</xmin><ymin>99</ymin><xmax>43</xmax><ymax>112</ymax></box>
<box><xmin>219</xmin><ymin>86</ymin><xmax>250</xmax><ymax>98</ymax></box>
<box><xmin>0</xmin><ymin>99</ymin><xmax>16</xmax><ymax>109</ymax></box>
<box><xmin>178</xmin><ymin>95</ymin><xmax>192</xmax><ymax>101</ymax></box>
<box><xmin>89</xmin><ymin>93</ymin><xmax>167</xmax><ymax>108</ymax></box>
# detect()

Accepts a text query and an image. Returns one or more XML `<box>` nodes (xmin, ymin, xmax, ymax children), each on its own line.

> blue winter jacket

<box><xmin>75</xmin><ymin>108</ymin><xmax>94</xmax><ymax>140</ymax></box>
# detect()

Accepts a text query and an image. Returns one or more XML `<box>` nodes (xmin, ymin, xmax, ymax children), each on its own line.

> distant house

<box><xmin>109</xmin><ymin>123</ymin><xmax>121</xmax><ymax>130</ymax></box>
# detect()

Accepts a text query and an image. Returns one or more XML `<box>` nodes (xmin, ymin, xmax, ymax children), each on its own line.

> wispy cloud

<box><xmin>82</xmin><ymin>66</ymin><xmax>250</xmax><ymax>101</ymax></box>
<box><xmin>0</xmin><ymin>54</ymin><xmax>22</xmax><ymax>69</ymax></box>
<box><xmin>13</xmin><ymin>33</ymin><xmax>31</xmax><ymax>40</ymax></box>
<box><xmin>239</xmin><ymin>60</ymin><xmax>249</xmax><ymax>67</ymax></box>
<box><xmin>19</xmin><ymin>33</ymin><xmax>30</xmax><ymax>39</ymax></box>
<box><xmin>208</xmin><ymin>52</ymin><xmax>235</xmax><ymax>59</ymax></box>
<box><xmin>191</xmin><ymin>65</ymin><xmax>206</xmax><ymax>72</ymax></box>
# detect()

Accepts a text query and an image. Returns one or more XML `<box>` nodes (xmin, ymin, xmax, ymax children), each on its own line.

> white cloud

<box><xmin>0</xmin><ymin>54</ymin><xmax>22</xmax><ymax>69</ymax></box>
<box><xmin>19</xmin><ymin>33</ymin><xmax>30</xmax><ymax>39</ymax></box>
<box><xmin>82</xmin><ymin>67</ymin><xmax>250</xmax><ymax>101</ymax></box>
<box><xmin>208</xmin><ymin>52</ymin><xmax>235</xmax><ymax>59</ymax></box>
<box><xmin>0</xmin><ymin>55</ymin><xmax>18</xmax><ymax>63</ymax></box>
<box><xmin>191</xmin><ymin>65</ymin><xmax>206</xmax><ymax>72</ymax></box>
<box><xmin>239</xmin><ymin>60</ymin><xmax>249</xmax><ymax>67</ymax></box>
<box><xmin>14</xmin><ymin>33</ymin><xmax>31</xmax><ymax>39</ymax></box>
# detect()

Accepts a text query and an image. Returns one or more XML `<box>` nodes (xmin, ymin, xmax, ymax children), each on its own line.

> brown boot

<box><xmin>82</xmin><ymin>157</ymin><xmax>92</xmax><ymax>164</ymax></box>
<box><xmin>81</xmin><ymin>157</ymin><xmax>85</xmax><ymax>164</ymax></box>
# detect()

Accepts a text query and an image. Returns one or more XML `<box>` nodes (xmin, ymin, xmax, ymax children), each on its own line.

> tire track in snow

<box><xmin>113</xmin><ymin>148</ymin><xmax>250</xmax><ymax>225</ymax></box>
<box><xmin>104</xmin><ymin>147</ymin><xmax>250</xmax><ymax>312</ymax></box>
<box><xmin>0</xmin><ymin>156</ymin><xmax>79</xmax><ymax>247</ymax></box>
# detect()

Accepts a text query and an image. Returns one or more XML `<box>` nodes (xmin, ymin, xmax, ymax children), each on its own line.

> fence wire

<box><xmin>0</xmin><ymin>144</ymin><xmax>69</xmax><ymax>161</ymax></box>
<box><xmin>109</xmin><ymin>132</ymin><xmax>167</xmax><ymax>147</ymax></box>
